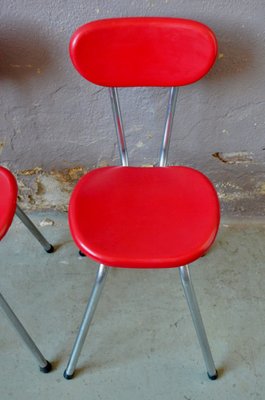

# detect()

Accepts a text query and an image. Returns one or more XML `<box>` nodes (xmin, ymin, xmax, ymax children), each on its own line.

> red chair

<box><xmin>64</xmin><ymin>17</ymin><xmax>220</xmax><ymax>380</ymax></box>
<box><xmin>0</xmin><ymin>166</ymin><xmax>53</xmax><ymax>372</ymax></box>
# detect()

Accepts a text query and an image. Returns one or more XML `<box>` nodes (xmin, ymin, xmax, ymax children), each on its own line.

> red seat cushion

<box><xmin>0</xmin><ymin>167</ymin><xmax>18</xmax><ymax>240</ymax></box>
<box><xmin>69</xmin><ymin>166</ymin><xmax>220</xmax><ymax>268</ymax></box>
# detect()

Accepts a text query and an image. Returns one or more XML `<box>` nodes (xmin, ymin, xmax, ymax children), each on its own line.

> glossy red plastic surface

<box><xmin>69</xmin><ymin>17</ymin><xmax>217</xmax><ymax>87</ymax></box>
<box><xmin>0</xmin><ymin>166</ymin><xmax>18</xmax><ymax>240</ymax></box>
<box><xmin>69</xmin><ymin>166</ymin><xmax>220</xmax><ymax>268</ymax></box>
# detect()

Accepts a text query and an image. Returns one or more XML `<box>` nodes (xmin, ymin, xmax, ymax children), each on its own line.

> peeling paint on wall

<box><xmin>16</xmin><ymin>166</ymin><xmax>87</xmax><ymax>211</ymax></box>
<box><xmin>212</xmin><ymin>152</ymin><xmax>253</xmax><ymax>164</ymax></box>
<box><xmin>256</xmin><ymin>183</ymin><xmax>265</xmax><ymax>196</ymax></box>
<box><xmin>10</xmin><ymin>163</ymin><xmax>265</xmax><ymax>216</ymax></box>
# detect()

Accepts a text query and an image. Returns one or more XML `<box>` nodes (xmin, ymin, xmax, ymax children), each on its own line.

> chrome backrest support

<box><xmin>159</xmin><ymin>87</ymin><xmax>179</xmax><ymax>167</ymax></box>
<box><xmin>109</xmin><ymin>87</ymin><xmax>129</xmax><ymax>166</ymax></box>
<box><xmin>109</xmin><ymin>86</ymin><xmax>179</xmax><ymax>167</ymax></box>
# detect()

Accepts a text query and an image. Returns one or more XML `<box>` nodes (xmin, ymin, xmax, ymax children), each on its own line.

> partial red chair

<box><xmin>0</xmin><ymin>165</ymin><xmax>52</xmax><ymax>372</ymax></box>
<box><xmin>64</xmin><ymin>17</ymin><xmax>220</xmax><ymax>380</ymax></box>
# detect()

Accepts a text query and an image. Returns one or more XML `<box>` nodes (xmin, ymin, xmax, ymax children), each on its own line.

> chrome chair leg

<box><xmin>0</xmin><ymin>292</ymin><xmax>51</xmax><ymax>372</ymax></box>
<box><xmin>64</xmin><ymin>264</ymin><xmax>109</xmax><ymax>379</ymax></box>
<box><xmin>178</xmin><ymin>265</ymin><xmax>217</xmax><ymax>380</ymax></box>
<box><xmin>15</xmin><ymin>205</ymin><xmax>54</xmax><ymax>253</ymax></box>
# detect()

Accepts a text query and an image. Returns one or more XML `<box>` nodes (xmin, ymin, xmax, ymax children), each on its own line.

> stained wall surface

<box><xmin>1</xmin><ymin>1</ymin><xmax>265</xmax><ymax>215</ymax></box>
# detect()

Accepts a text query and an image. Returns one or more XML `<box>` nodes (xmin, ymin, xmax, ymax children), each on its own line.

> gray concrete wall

<box><xmin>1</xmin><ymin>0</ymin><xmax>265</xmax><ymax>216</ymax></box>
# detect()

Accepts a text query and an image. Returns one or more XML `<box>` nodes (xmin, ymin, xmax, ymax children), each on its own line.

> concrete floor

<box><xmin>0</xmin><ymin>212</ymin><xmax>265</xmax><ymax>399</ymax></box>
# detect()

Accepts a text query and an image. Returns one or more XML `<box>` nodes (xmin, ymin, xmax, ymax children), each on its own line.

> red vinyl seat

<box><xmin>70</xmin><ymin>166</ymin><xmax>219</xmax><ymax>268</ymax></box>
<box><xmin>64</xmin><ymin>17</ymin><xmax>220</xmax><ymax>381</ymax></box>
<box><xmin>0</xmin><ymin>166</ymin><xmax>17</xmax><ymax>240</ymax></box>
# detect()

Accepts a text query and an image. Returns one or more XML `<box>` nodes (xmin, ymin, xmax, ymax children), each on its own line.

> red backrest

<box><xmin>69</xmin><ymin>17</ymin><xmax>217</xmax><ymax>87</ymax></box>
<box><xmin>0</xmin><ymin>166</ymin><xmax>18</xmax><ymax>240</ymax></box>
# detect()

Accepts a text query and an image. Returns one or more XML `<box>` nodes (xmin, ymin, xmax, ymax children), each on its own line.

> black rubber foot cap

<box><xmin>40</xmin><ymin>361</ymin><xmax>52</xmax><ymax>373</ymax></box>
<box><xmin>79</xmin><ymin>250</ymin><xmax>86</xmax><ymax>257</ymax></box>
<box><xmin>46</xmin><ymin>245</ymin><xmax>54</xmax><ymax>254</ymax></box>
<box><xmin>64</xmin><ymin>370</ymin><xmax>74</xmax><ymax>380</ymax></box>
<box><xmin>208</xmin><ymin>370</ymin><xmax>218</xmax><ymax>380</ymax></box>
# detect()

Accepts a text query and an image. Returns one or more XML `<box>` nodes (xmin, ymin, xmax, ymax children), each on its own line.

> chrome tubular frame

<box><xmin>0</xmin><ymin>292</ymin><xmax>51</xmax><ymax>372</ymax></box>
<box><xmin>159</xmin><ymin>87</ymin><xmax>179</xmax><ymax>167</ymax></box>
<box><xmin>15</xmin><ymin>205</ymin><xmax>54</xmax><ymax>253</ymax></box>
<box><xmin>64</xmin><ymin>88</ymin><xmax>218</xmax><ymax>381</ymax></box>
<box><xmin>64</xmin><ymin>264</ymin><xmax>109</xmax><ymax>379</ymax></box>
<box><xmin>109</xmin><ymin>87</ymin><xmax>129</xmax><ymax>166</ymax></box>
<box><xmin>110</xmin><ymin>86</ymin><xmax>179</xmax><ymax>168</ymax></box>
<box><xmin>179</xmin><ymin>265</ymin><xmax>217</xmax><ymax>379</ymax></box>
